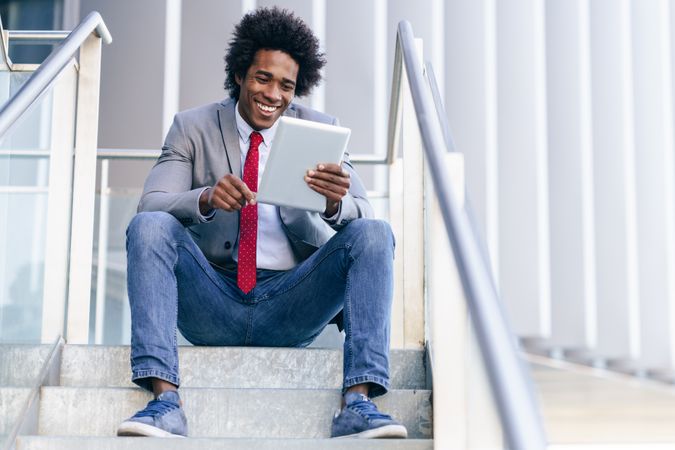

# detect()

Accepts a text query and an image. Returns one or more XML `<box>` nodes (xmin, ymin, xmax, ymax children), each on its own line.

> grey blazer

<box><xmin>138</xmin><ymin>98</ymin><xmax>373</xmax><ymax>271</ymax></box>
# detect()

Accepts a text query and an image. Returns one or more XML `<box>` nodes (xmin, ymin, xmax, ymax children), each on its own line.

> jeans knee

<box><xmin>346</xmin><ymin>219</ymin><xmax>395</xmax><ymax>256</ymax></box>
<box><xmin>127</xmin><ymin>211</ymin><xmax>182</xmax><ymax>248</ymax></box>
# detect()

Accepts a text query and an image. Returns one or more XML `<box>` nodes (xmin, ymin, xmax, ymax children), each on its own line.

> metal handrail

<box><xmin>424</xmin><ymin>62</ymin><xmax>456</xmax><ymax>153</ymax></box>
<box><xmin>0</xmin><ymin>11</ymin><xmax>111</xmax><ymax>138</ymax></box>
<box><xmin>98</xmin><ymin>148</ymin><xmax>160</xmax><ymax>159</ymax></box>
<box><xmin>7</xmin><ymin>30</ymin><xmax>70</xmax><ymax>44</ymax></box>
<box><xmin>96</xmin><ymin>147</ymin><xmax>386</xmax><ymax>165</ymax></box>
<box><xmin>392</xmin><ymin>21</ymin><xmax>548</xmax><ymax>449</ymax></box>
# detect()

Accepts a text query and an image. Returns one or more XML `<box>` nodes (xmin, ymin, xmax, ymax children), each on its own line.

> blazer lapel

<box><xmin>218</xmin><ymin>99</ymin><xmax>241</xmax><ymax>177</ymax></box>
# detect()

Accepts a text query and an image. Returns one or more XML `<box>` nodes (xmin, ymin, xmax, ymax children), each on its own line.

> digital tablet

<box><xmin>257</xmin><ymin>116</ymin><xmax>351</xmax><ymax>212</ymax></box>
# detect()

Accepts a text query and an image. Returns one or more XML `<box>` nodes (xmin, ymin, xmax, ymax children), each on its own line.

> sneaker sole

<box><xmin>117</xmin><ymin>421</ymin><xmax>186</xmax><ymax>438</ymax></box>
<box><xmin>333</xmin><ymin>424</ymin><xmax>408</xmax><ymax>439</ymax></box>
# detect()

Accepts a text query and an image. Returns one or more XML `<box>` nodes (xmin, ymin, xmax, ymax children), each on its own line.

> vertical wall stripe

<box><xmin>431</xmin><ymin>0</ymin><xmax>445</xmax><ymax>98</ymax></box>
<box><xmin>373</xmin><ymin>0</ymin><xmax>387</xmax><ymax>152</ymax></box>
<box><xmin>311</xmin><ymin>0</ymin><xmax>326</xmax><ymax>112</ymax></box>
<box><xmin>619</xmin><ymin>0</ymin><xmax>641</xmax><ymax>359</ymax></box>
<box><xmin>658</xmin><ymin>0</ymin><xmax>675</xmax><ymax>366</ymax></box>
<box><xmin>373</xmin><ymin>0</ymin><xmax>388</xmax><ymax>193</ymax></box>
<box><xmin>162</xmin><ymin>0</ymin><xmax>182</xmax><ymax>139</ymax></box>
<box><xmin>590</xmin><ymin>0</ymin><xmax>638</xmax><ymax>359</ymax></box>
<box><xmin>484</xmin><ymin>0</ymin><xmax>500</xmax><ymax>285</ymax></box>
<box><xmin>577</xmin><ymin>0</ymin><xmax>598</xmax><ymax>348</ymax></box>
<box><xmin>533</xmin><ymin>0</ymin><xmax>552</xmax><ymax>336</ymax></box>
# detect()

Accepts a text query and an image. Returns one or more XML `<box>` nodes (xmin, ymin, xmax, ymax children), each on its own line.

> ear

<box><xmin>235</xmin><ymin>74</ymin><xmax>242</xmax><ymax>86</ymax></box>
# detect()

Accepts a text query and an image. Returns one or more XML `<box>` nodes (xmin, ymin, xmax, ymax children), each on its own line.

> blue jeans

<box><xmin>126</xmin><ymin>211</ymin><xmax>395</xmax><ymax>397</ymax></box>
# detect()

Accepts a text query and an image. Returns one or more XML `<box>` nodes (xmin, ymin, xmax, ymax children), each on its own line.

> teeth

<box><xmin>256</xmin><ymin>102</ymin><xmax>278</xmax><ymax>113</ymax></box>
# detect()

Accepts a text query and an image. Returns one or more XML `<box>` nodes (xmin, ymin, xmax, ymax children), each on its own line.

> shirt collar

<box><xmin>234</xmin><ymin>101</ymin><xmax>279</xmax><ymax>145</ymax></box>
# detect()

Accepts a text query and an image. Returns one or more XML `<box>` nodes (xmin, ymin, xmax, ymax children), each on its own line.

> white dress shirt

<box><xmin>233</xmin><ymin>104</ymin><xmax>299</xmax><ymax>270</ymax></box>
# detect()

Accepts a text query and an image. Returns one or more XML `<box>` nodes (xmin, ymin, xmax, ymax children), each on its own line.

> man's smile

<box><xmin>256</xmin><ymin>101</ymin><xmax>279</xmax><ymax>113</ymax></box>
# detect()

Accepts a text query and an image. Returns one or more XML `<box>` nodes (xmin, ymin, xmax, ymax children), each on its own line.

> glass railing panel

<box><xmin>0</xmin><ymin>192</ymin><xmax>48</xmax><ymax>342</ymax></box>
<box><xmin>0</xmin><ymin>87</ymin><xmax>52</xmax><ymax>344</ymax></box>
<box><xmin>0</xmin><ymin>71</ymin><xmax>36</xmax><ymax>115</ymax></box>
<box><xmin>90</xmin><ymin>188</ymin><xmax>141</xmax><ymax>344</ymax></box>
<box><xmin>0</xmin><ymin>72</ymin><xmax>54</xmax><ymax>430</ymax></box>
<box><xmin>0</xmin><ymin>68</ymin><xmax>76</xmax><ymax>344</ymax></box>
<box><xmin>0</xmin><ymin>156</ymin><xmax>49</xmax><ymax>186</ymax></box>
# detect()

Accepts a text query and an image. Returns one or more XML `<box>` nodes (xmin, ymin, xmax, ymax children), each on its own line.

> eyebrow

<box><xmin>255</xmin><ymin>70</ymin><xmax>296</xmax><ymax>86</ymax></box>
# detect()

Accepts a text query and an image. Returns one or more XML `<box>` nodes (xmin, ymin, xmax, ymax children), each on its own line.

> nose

<box><xmin>262</xmin><ymin>83</ymin><xmax>282</xmax><ymax>102</ymax></box>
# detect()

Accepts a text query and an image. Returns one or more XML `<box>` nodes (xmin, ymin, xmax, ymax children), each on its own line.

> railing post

<box><xmin>94</xmin><ymin>159</ymin><xmax>110</xmax><ymax>344</ymax></box>
<box><xmin>65</xmin><ymin>33</ymin><xmax>103</xmax><ymax>344</ymax></box>
<box><xmin>427</xmin><ymin>153</ymin><xmax>504</xmax><ymax>449</ymax></box>
<box><xmin>427</xmin><ymin>153</ymin><xmax>468</xmax><ymax>448</ymax></box>
<box><xmin>40</xmin><ymin>64</ymin><xmax>78</xmax><ymax>343</ymax></box>
<box><xmin>390</xmin><ymin>38</ymin><xmax>426</xmax><ymax>349</ymax></box>
<box><xmin>0</xmin><ymin>16</ymin><xmax>11</xmax><ymax>70</ymax></box>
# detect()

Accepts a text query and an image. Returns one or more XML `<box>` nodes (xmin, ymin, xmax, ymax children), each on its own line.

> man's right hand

<box><xmin>199</xmin><ymin>174</ymin><xmax>256</xmax><ymax>215</ymax></box>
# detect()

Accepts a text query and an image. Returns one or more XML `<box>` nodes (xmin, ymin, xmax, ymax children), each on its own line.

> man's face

<box><xmin>236</xmin><ymin>49</ymin><xmax>299</xmax><ymax>130</ymax></box>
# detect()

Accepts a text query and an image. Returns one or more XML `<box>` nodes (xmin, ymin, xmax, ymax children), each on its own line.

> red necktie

<box><xmin>238</xmin><ymin>131</ymin><xmax>262</xmax><ymax>293</ymax></box>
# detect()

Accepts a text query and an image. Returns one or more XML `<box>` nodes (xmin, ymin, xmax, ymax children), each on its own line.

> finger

<box><xmin>212</xmin><ymin>196</ymin><xmax>240</xmax><ymax>212</ymax></box>
<box><xmin>228</xmin><ymin>176</ymin><xmax>256</xmax><ymax>204</ymax></box>
<box><xmin>305</xmin><ymin>176</ymin><xmax>350</xmax><ymax>195</ymax></box>
<box><xmin>316</xmin><ymin>163</ymin><xmax>349</xmax><ymax>176</ymax></box>
<box><xmin>307</xmin><ymin>182</ymin><xmax>344</xmax><ymax>203</ymax></box>
<box><xmin>219</xmin><ymin>175</ymin><xmax>255</xmax><ymax>205</ymax></box>
<box><xmin>211</xmin><ymin>190</ymin><xmax>243</xmax><ymax>211</ymax></box>
<box><xmin>222</xmin><ymin>182</ymin><xmax>246</xmax><ymax>205</ymax></box>
<box><xmin>213</xmin><ymin>183</ymin><xmax>240</xmax><ymax>203</ymax></box>
<box><xmin>305</xmin><ymin>176</ymin><xmax>349</xmax><ymax>198</ymax></box>
<box><xmin>307</xmin><ymin>170</ymin><xmax>351</xmax><ymax>188</ymax></box>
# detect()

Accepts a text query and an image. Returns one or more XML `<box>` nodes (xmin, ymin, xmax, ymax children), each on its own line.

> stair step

<box><xmin>0</xmin><ymin>387</ymin><xmax>31</xmax><ymax>434</ymax></box>
<box><xmin>15</xmin><ymin>436</ymin><xmax>433</xmax><ymax>450</ymax></box>
<box><xmin>60</xmin><ymin>346</ymin><xmax>426</xmax><ymax>390</ymax></box>
<box><xmin>0</xmin><ymin>345</ymin><xmax>53</xmax><ymax>386</ymax></box>
<box><xmin>38</xmin><ymin>387</ymin><xmax>432</xmax><ymax>439</ymax></box>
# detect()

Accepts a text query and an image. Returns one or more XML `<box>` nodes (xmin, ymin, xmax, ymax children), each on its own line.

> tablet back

<box><xmin>257</xmin><ymin>116</ymin><xmax>351</xmax><ymax>212</ymax></box>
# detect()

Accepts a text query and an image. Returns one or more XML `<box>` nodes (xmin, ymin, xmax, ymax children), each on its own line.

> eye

<box><xmin>282</xmin><ymin>83</ymin><xmax>295</xmax><ymax>91</ymax></box>
<box><xmin>255</xmin><ymin>76</ymin><xmax>269</xmax><ymax>83</ymax></box>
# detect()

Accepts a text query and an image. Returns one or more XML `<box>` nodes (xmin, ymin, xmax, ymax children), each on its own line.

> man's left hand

<box><xmin>305</xmin><ymin>163</ymin><xmax>350</xmax><ymax>216</ymax></box>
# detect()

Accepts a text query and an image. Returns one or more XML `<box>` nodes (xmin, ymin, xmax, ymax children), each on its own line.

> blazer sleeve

<box><xmin>322</xmin><ymin>117</ymin><xmax>374</xmax><ymax>229</ymax></box>
<box><xmin>137</xmin><ymin>113</ymin><xmax>211</xmax><ymax>226</ymax></box>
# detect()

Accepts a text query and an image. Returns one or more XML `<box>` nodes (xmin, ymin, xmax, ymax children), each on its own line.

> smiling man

<box><xmin>117</xmin><ymin>7</ymin><xmax>406</xmax><ymax>440</ymax></box>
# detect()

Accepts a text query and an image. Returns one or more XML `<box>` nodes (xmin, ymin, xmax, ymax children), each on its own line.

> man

<box><xmin>117</xmin><ymin>7</ymin><xmax>406</xmax><ymax>440</ymax></box>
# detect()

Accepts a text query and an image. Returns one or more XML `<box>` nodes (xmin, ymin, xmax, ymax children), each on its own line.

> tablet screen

<box><xmin>257</xmin><ymin>116</ymin><xmax>351</xmax><ymax>212</ymax></box>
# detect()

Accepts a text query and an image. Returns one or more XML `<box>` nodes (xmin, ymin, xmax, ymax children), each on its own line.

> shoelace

<box><xmin>347</xmin><ymin>398</ymin><xmax>393</xmax><ymax>421</ymax></box>
<box><xmin>133</xmin><ymin>399</ymin><xmax>179</xmax><ymax>418</ymax></box>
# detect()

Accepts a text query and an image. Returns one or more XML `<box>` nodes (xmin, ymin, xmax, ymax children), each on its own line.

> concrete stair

<box><xmin>59</xmin><ymin>346</ymin><xmax>426</xmax><ymax>390</ymax></box>
<box><xmin>1</xmin><ymin>344</ymin><xmax>432</xmax><ymax>449</ymax></box>
<box><xmin>0</xmin><ymin>345</ymin><xmax>54</xmax><ymax>387</ymax></box>
<box><xmin>0</xmin><ymin>387</ymin><xmax>31</xmax><ymax>434</ymax></box>
<box><xmin>14</xmin><ymin>437</ymin><xmax>433</xmax><ymax>450</ymax></box>
<box><xmin>38</xmin><ymin>387</ymin><xmax>431</xmax><ymax>438</ymax></box>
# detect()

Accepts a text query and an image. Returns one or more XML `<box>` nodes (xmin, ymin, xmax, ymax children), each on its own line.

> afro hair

<box><xmin>224</xmin><ymin>7</ymin><xmax>326</xmax><ymax>100</ymax></box>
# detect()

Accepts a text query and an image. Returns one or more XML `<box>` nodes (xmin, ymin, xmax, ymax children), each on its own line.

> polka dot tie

<box><xmin>237</xmin><ymin>131</ymin><xmax>262</xmax><ymax>294</ymax></box>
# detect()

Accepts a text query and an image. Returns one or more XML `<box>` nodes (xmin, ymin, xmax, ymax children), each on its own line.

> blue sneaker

<box><xmin>117</xmin><ymin>390</ymin><xmax>187</xmax><ymax>438</ymax></box>
<box><xmin>331</xmin><ymin>392</ymin><xmax>408</xmax><ymax>439</ymax></box>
